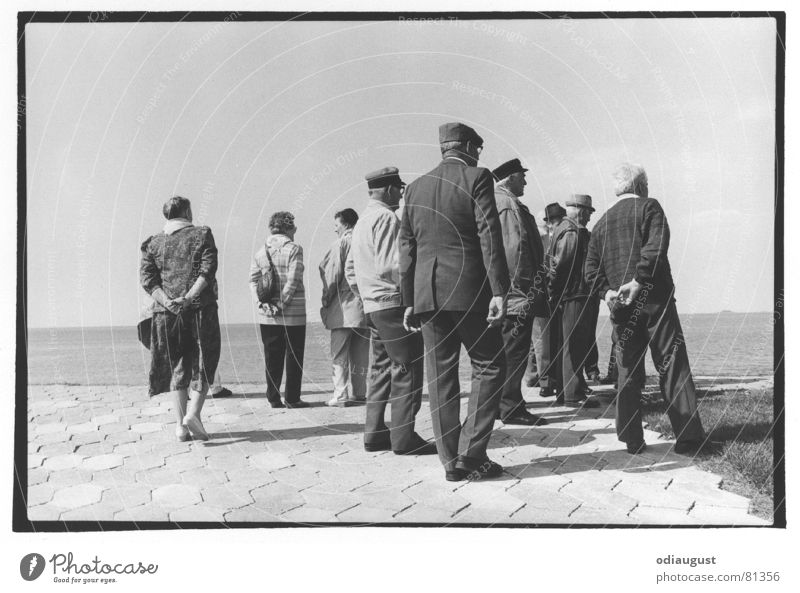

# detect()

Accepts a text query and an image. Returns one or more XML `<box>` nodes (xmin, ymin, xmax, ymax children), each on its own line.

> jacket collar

<box><xmin>268</xmin><ymin>233</ymin><xmax>292</xmax><ymax>248</ymax></box>
<box><xmin>163</xmin><ymin>218</ymin><xmax>193</xmax><ymax>235</ymax></box>
<box><xmin>442</xmin><ymin>156</ymin><xmax>469</xmax><ymax>166</ymax></box>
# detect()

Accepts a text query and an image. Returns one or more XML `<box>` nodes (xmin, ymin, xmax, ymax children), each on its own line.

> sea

<box><xmin>26</xmin><ymin>313</ymin><xmax>775</xmax><ymax>387</ymax></box>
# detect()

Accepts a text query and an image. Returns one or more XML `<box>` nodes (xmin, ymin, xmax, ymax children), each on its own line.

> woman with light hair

<box><xmin>249</xmin><ymin>211</ymin><xmax>308</xmax><ymax>408</ymax></box>
<box><xmin>140</xmin><ymin>195</ymin><xmax>220</xmax><ymax>441</ymax></box>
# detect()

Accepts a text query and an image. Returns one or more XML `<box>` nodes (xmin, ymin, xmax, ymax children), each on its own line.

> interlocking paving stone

<box><xmin>152</xmin><ymin>484</ymin><xmax>202</xmax><ymax>509</ymax></box>
<box><xmin>27</xmin><ymin>484</ymin><xmax>55</xmax><ymax>506</ymax></box>
<box><xmin>25</xmin><ymin>383</ymin><xmax>771</xmax><ymax>524</ymax></box>
<box><xmin>130</xmin><ymin>422</ymin><xmax>163</xmax><ymax>434</ymax></box>
<box><xmin>688</xmin><ymin>504</ymin><xmax>770</xmax><ymax>525</ymax></box>
<box><xmin>90</xmin><ymin>467</ymin><xmax>139</xmax><ymax>487</ymax></box>
<box><xmin>114</xmin><ymin>504</ymin><xmax>170</xmax><ymax>522</ymax></box>
<box><xmin>224</xmin><ymin>505</ymin><xmax>280</xmax><ymax>522</ymax></box>
<box><xmin>48</xmin><ymin>468</ymin><xmax>93</xmax><ymax>489</ymax></box>
<box><xmin>299</xmin><ymin>490</ymin><xmax>361</xmax><ymax>513</ymax></box>
<box><xmin>51</xmin><ymin>484</ymin><xmax>105</xmax><ymax>509</ymax></box>
<box><xmin>249</xmin><ymin>452</ymin><xmax>294</xmax><ymax>471</ymax></box>
<box><xmin>28</xmin><ymin>467</ymin><xmax>49</xmax><ymax>486</ymax></box>
<box><xmin>60</xmin><ymin>502</ymin><xmax>128</xmax><ymax>521</ymax></box>
<box><xmin>28</xmin><ymin>454</ymin><xmax>45</xmax><ymax>469</ymax></box>
<box><xmin>164</xmin><ymin>452</ymin><xmax>207</xmax><ymax>472</ymax></box>
<box><xmin>200</xmin><ymin>485</ymin><xmax>254</xmax><ymax>508</ymax></box>
<box><xmin>627</xmin><ymin>505</ymin><xmax>699</xmax><ymax>525</ymax></box>
<box><xmin>83</xmin><ymin>454</ymin><xmax>124</xmax><ymax>471</ymax></box>
<box><xmin>36</xmin><ymin>423</ymin><xmax>67</xmax><ymax>435</ymax></box>
<box><xmin>68</xmin><ymin>421</ymin><xmax>99</xmax><ymax>434</ymax></box>
<box><xmin>250</xmin><ymin>482</ymin><xmax>307</xmax><ymax>516</ymax></box>
<box><xmin>281</xmin><ymin>506</ymin><xmax>338</xmax><ymax>523</ymax></box>
<box><xmin>179</xmin><ymin>468</ymin><xmax>228</xmax><ymax>487</ymax></box>
<box><xmin>101</xmin><ymin>485</ymin><xmax>153</xmax><ymax>509</ymax></box>
<box><xmin>28</xmin><ymin>503</ymin><xmax>63</xmax><ymax>521</ymax></box>
<box><xmin>74</xmin><ymin>442</ymin><xmax>117</xmax><ymax>456</ymax></box>
<box><xmin>170</xmin><ymin>505</ymin><xmax>227</xmax><ymax>523</ymax></box>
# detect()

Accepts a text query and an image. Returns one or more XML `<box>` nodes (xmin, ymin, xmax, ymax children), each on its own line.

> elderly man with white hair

<box><xmin>585</xmin><ymin>163</ymin><xmax>707</xmax><ymax>455</ymax></box>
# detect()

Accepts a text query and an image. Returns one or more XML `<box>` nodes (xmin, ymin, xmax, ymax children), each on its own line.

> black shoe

<box><xmin>582</xmin><ymin>386</ymin><xmax>596</xmax><ymax>396</ymax></box>
<box><xmin>455</xmin><ymin>456</ymin><xmax>504</xmax><ymax>481</ymax></box>
<box><xmin>524</xmin><ymin>373</ymin><xmax>540</xmax><ymax>388</ymax></box>
<box><xmin>284</xmin><ymin>400</ymin><xmax>309</xmax><ymax>409</ymax></box>
<box><xmin>626</xmin><ymin>440</ymin><xmax>647</xmax><ymax>454</ymax></box>
<box><xmin>539</xmin><ymin>386</ymin><xmax>559</xmax><ymax>398</ymax></box>
<box><xmin>599</xmin><ymin>375</ymin><xmax>616</xmax><ymax>385</ymax></box>
<box><xmin>555</xmin><ymin>393</ymin><xmax>564</xmax><ymax>404</ymax></box>
<box><xmin>269</xmin><ymin>400</ymin><xmax>285</xmax><ymax>409</ymax></box>
<box><xmin>674</xmin><ymin>439</ymin><xmax>715</xmax><ymax>455</ymax></box>
<box><xmin>395</xmin><ymin>435</ymin><xmax>437</xmax><ymax>456</ymax></box>
<box><xmin>564</xmin><ymin>397</ymin><xmax>601</xmax><ymax>409</ymax></box>
<box><xmin>502</xmin><ymin>410</ymin><xmax>548</xmax><ymax>426</ymax></box>
<box><xmin>364</xmin><ymin>440</ymin><xmax>391</xmax><ymax>452</ymax></box>
<box><xmin>446</xmin><ymin>469</ymin><xmax>468</xmax><ymax>482</ymax></box>
<box><xmin>210</xmin><ymin>387</ymin><xmax>233</xmax><ymax>398</ymax></box>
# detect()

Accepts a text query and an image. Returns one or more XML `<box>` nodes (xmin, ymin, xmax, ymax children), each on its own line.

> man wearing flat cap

<box><xmin>345</xmin><ymin>167</ymin><xmax>436</xmax><ymax>456</ymax></box>
<box><xmin>492</xmin><ymin>158</ymin><xmax>548</xmax><ymax>427</ymax></box>
<box><xmin>525</xmin><ymin>202</ymin><xmax>567</xmax><ymax>397</ymax></box>
<box><xmin>547</xmin><ymin>194</ymin><xmax>600</xmax><ymax>408</ymax></box>
<box><xmin>399</xmin><ymin>122</ymin><xmax>510</xmax><ymax>482</ymax></box>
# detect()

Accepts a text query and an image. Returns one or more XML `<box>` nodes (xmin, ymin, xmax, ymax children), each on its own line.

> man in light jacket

<box><xmin>492</xmin><ymin>158</ymin><xmax>548</xmax><ymax>426</ymax></box>
<box><xmin>345</xmin><ymin>167</ymin><xmax>436</xmax><ymax>455</ymax></box>
<box><xmin>319</xmin><ymin>209</ymin><xmax>369</xmax><ymax>407</ymax></box>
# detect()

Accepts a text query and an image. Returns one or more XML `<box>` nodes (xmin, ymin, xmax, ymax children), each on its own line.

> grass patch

<box><xmin>641</xmin><ymin>386</ymin><xmax>776</xmax><ymax>521</ymax></box>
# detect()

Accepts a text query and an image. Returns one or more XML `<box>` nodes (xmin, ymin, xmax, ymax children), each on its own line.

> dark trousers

<box><xmin>500</xmin><ymin>314</ymin><xmax>534</xmax><ymax>420</ymax></box>
<box><xmin>259</xmin><ymin>324</ymin><xmax>306</xmax><ymax>403</ymax></box>
<box><xmin>552</xmin><ymin>299</ymin><xmax>590</xmax><ymax>402</ymax></box>
<box><xmin>583</xmin><ymin>296</ymin><xmax>600</xmax><ymax>377</ymax></box>
<box><xmin>365</xmin><ymin>307</ymin><xmax>424</xmax><ymax>451</ymax></box>
<box><xmin>606</xmin><ymin>330</ymin><xmax>619</xmax><ymax>383</ymax></box>
<box><xmin>419</xmin><ymin>310</ymin><xmax>505</xmax><ymax>471</ymax></box>
<box><xmin>613</xmin><ymin>299</ymin><xmax>704</xmax><ymax>445</ymax></box>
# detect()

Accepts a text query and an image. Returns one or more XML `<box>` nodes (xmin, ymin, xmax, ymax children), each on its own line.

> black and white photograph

<box><xmin>4</xmin><ymin>1</ymin><xmax>793</xmax><ymax>590</ymax></box>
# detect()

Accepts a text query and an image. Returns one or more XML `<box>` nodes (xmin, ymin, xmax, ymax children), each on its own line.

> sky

<box><xmin>24</xmin><ymin>16</ymin><xmax>777</xmax><ymax>328</ymax></box>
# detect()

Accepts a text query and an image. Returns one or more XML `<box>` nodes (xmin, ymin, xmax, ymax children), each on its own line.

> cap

<box><xmin>365</xmin><ymin>166</ymin><xmax>405</xmax><ymax>189</ymax></box>
<box><xmin>492</xmin><ymin>158</ymin><xmax>528</xmax><ymax>181</ymax></box>
<box><xmin>438</xmin><ymin>122</ymin><xmax>483</xmax><ymax>146</ymax></box>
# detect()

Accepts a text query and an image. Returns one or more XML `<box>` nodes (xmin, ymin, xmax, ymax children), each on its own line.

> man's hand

<box><xmin>603</xmin><ymin>289</ymin><xmax>619</xmax><ymax>310</ymax></box>
<box><xmin>403</xmin><ymin>307</ymin><xmax>421</xmax><ymax>333</ymax></box>
<box><xmin>163</xmin><ymin>299</ymin><xmax>183</xmax><ymax>315</ymax></box>
<box><xmin>486</xmin><ymin>296</ymin><xmax>506</xmax><ymax>327</ymax></box>
<box><xmin>616</xmin><ymin>279</ymin><xmax>642</xmax><ymax>306</ymax></box>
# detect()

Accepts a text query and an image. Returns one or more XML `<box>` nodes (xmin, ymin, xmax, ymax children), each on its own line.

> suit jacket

<box><xmin>399</xmin><ymin>157</ymin><xmax>510</xmax><ymax>314</ymax></box>
<box><xmin>495</xmin><ymin>187</ymin><xmax>547</xmax><ymax>316</ymax></box>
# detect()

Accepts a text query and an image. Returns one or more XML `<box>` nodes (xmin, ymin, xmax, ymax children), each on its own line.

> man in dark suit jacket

<box><xmin>585</xmin><ymin>163</ymin><xmax>706</xmax><ymax>455</ymax></box>
<box><xmin>399</xmin><ymin>122</ymin><xmax>510</xmax><ymax>482</ymax></box>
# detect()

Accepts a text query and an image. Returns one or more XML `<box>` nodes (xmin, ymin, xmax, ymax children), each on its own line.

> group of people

<box><xmin>139</xmin><ymin>121</ymin><xmax>707</xmax><ymax>482</ymax></box>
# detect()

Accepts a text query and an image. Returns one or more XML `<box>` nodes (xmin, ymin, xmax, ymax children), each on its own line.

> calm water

<box><xmin>27</xmin><ymin>313</ymin><xmax>775</xmax><ymax>387</ymax></box>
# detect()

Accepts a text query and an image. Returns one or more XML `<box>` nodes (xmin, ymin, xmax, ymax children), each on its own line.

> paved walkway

<box><xmin>25</xmin><ymin>381</ymin><xmax>769</xmax><ymax>525</ymax></box>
